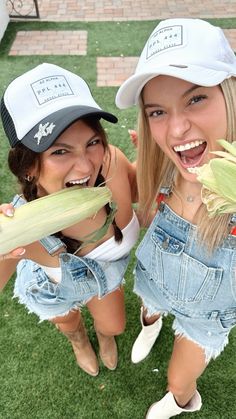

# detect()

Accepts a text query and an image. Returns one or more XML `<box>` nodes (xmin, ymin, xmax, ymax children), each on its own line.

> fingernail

<box><xmin>18</xmin><ymin>249</ymin><xmax>26</xmax><ymax>256</ymax></box>
<box><xmin>6</xmin><ymin>209</ymin><xmax>14</xmax><ymax>217</ymax></box>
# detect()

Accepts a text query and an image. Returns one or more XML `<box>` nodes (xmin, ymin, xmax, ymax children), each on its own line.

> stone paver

<box><xmin>15</xmin><ymin>0</ymin><xmax>236</xmax><ymax>21</ymax></box>
<box><xmin>97</xmin><ymin>57</ymin><xmax>138</xmax><ymax>86</ymax></box>
<box><xmin>9</xmin><ymin>30</ymin><xmax>87</xmax><ymax>56</ymax></box>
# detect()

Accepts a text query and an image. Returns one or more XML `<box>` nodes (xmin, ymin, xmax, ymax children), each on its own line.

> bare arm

<box><xmin>0</xmin><ymin>204</ymin><xmax>64</xmax><ymax>291</ymax></box>
<box><xmin>0</xmin><ymin>203</ymin><xmax>26</xmax><ymax>258</ymax></box>
<box><xmin>0</xmin><ymin>257</ymin><xmax>18</xmax><ymax>291</ymax></box>
<box><xmin>0</xmin><ymin>203</ymin><xmax>25</xmax><ymax>290</ymax></box>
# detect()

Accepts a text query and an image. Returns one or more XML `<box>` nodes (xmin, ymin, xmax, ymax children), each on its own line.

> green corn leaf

<box><xmin>217</xmin><ymin>139</ymin><xmax>236</xmax><ymax>157</ymax></box>
<box><xmin>201</xmin><ymin>188</ymin><xmax>236</xmax><ymax>217</ymax></box>
<box><xmin>196</xmin><ymin>139</ymin><xmax>236</xmax><ymax>217</ymax></box>
<box><xmin>196</xmin><ymin>162</ymin><xmax>222</xmax><ymax>195</ymax></box>
<box><xmin>212</xmin><ymin>151</ymin><xmax>236</xmax><ymax>164</ymax></box>
<box><xmin>210</xmin><ymin>159</ymin><xmax>236</xmax><ymax>202</ymax></box>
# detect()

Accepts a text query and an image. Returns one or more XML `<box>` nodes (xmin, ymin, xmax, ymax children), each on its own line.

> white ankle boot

<box><xmin>131</xmin><ymin>307</ymin><xmax>163</xmax><ymax>363</ymax></box>
<box><xmin>146</xmin><ymin>391</ymin><xmax>202</xmax><ymax>419</ymax></box>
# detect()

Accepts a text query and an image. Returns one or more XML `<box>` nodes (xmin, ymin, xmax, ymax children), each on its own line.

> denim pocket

<box><xmin>69</xmin><ymin>265</ymin><xmax>89</xmax><ymax>280</ymax></box>
<box><xmin>25</xmin><ymin>265</ymin><xmax>60</xmax><ymax>302</ymax></box>
<box><xmin>70</xmin><ymin>267</ymin><xmax>98</xmax><ymax>295</ymax></box>
<box><xmin>217</xmin><ymin>309</ymin><xmax>236</xmax><ymax>330</ymax></box>
<box><xmin>152</xmin><ymin>227</ymin><xmax>184</xmax><ymax>255</ymax></box>
<box><xmin>149</xmin><ymin>227</ymin><xmax>223</xmax><ymax>303</ymax></box>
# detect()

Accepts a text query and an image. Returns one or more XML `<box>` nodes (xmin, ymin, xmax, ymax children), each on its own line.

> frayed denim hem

<box><xmin>172</xmin><ymin>319</ymin><xmax>229</xmax><ymax>364</ymax></box>
<box><xmin>133</xmin><ymin>287</ymin><xmax>168</xmax><ymax>318</ymax></box>
<box><xmin>97</xmin><ymin>279</ymin><xmax>125</xmax><ymax>300</ymax></box>
<box><xmin>13</xmin><ymin>279</ymin><xmax>125</xmax><ymax>322</ymax></box>
<box><xmin>12</xmin><ymin>293</ymin><xmax>82</xmax><ymax>323</ymax></box>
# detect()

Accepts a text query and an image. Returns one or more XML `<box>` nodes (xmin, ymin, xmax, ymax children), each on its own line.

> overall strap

<box><xmin>156</xmin><ymin>187</ymin><xmax>172</xmax><ymax>208</ymax></box>
<box><xmin>39</xmin><ymin>236</ymin><xmax>65</xmax><ymax>255</ymax></box>
<box><xmin>230</xmin><ymin>213</ymin><xmax>236</xmax><ymax>235</ymax></box>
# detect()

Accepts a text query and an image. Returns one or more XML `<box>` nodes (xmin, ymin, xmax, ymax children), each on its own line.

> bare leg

<box><xmin>167</xmin><ymin>335</ymin><xmax>207</xmax><ymax>407</ymax></box>
<box><xmin>146</xmin><ymin>335</ymin><xmax>205</xmax><ymax>418</ymax></box>
<box><xmin>51</xmin><ymin>309</ymin><xmax>81</xmax><ymax>332</ymax></box>
<box><xmin>142</xmin><ymin>306</ymin><xmax>161</xmax><ymax>325</ymax></box>
<box><xmin>86</xmin><ymin>286</ymin><xmax>125</xmax><ymax>335</ymax></box>
<box><xmin>86</xmin><ymin>287</ymin><xmax>125</xmax><ymax>369</ymax></box>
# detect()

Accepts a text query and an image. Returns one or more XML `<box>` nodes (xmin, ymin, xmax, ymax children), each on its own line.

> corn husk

<box><xmin>195</xmin><ymin>140</ymin><xmax>236</xmax><ymax>217</ymax></box>
<box><xmin>0</xmin><ymin>186</ymin><xmax>112</xmax><ymax>254</ymax></box>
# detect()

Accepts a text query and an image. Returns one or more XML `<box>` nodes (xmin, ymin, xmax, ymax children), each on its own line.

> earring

<box><xmin>25</xmin><ymin>175</ymin><xmax>33</xmax><ymax>182</ymax></box>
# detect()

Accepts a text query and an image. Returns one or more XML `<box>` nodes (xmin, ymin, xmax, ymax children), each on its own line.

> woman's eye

<box><xmin>146</xmin><ymin>109</ymin><xmax>164</xmax><ymax>118</ymax></box>
<box><xmin>189</xmin><ymin>95</ymin><xmax>207</xmax><ymax>105</ymax></box>
<box><xmin>88</xmin><ymin>138</ymin><xmax>101</xmax><ymax>147</ymax></box>
<box><xmin>51</xmin><ymin>149</ymin><xmax>67</xmax><ymax>155</ymax></box>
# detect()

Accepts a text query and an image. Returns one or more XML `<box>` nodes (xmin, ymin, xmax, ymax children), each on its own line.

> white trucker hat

<box><xmin>1</xmin><ymin>63</ymin><xmax>117</xmax><ymax>152</ymax></box>
<box><xmin>116</xmin><ymin>18</ymin><xmax>236</xmax><ymax>109</ymax></box>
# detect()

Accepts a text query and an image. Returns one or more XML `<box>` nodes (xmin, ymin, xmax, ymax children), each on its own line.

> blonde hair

<box><xmin>136</xmin><ymin>77</ymin><xmax>236</xmax><ymax>250</ymax></box>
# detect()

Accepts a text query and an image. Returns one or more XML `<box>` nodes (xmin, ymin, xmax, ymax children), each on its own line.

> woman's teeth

<box><xmin>173</xmin><ymin>140</ymin><xmax>207</xmax><ymax>168</ymax></box>
<box><xmin>187</xmin><ymin>167</ymin><xmax>200</xmax><ymax>173</ymax></box>
<box><xmin>174</xmin><ymin>140</ymin><xmax>204</xmax><ymax>152</ymax></box>
<box><xmin>66</xmin><ymin>176</ymin><xmax>90</xmax><ymax>187</ymax></box>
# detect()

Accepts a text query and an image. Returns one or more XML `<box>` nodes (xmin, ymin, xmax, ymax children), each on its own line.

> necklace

<box><xmin>186</xmin><ymin>195</ymin><xmax>195</xmax><ymax>203</ymax></box>
<box><xmin>172</xmin><ymin>187</ymin><xmax>198</xmax><ymax>203</ymax></box>
<box><xmin>171</xmin><ymin>186</ymin><xmax>202</xmax><ymax>219</ymax></box>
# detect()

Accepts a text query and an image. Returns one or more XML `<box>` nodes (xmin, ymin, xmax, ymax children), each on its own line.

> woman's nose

<box><xmin>73</xmin><ymin>155</ymin><xmax>92</xmax><ymax>174</ymax></box>
<box><xmin>168</xmin><ymin>112</ymin><xmax>191</xmax><ymax>139</ymax></box>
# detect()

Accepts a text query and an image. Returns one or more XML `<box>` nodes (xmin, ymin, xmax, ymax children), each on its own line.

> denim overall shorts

<box><xmin>134</xmin><ymin>198</ymin><xmax>236</xmax><ymax>361</ymax></box>
<box><xmin>12</xmin><ymin>195</ymin><xmax>130</xmax><ymax>321</ymax></box>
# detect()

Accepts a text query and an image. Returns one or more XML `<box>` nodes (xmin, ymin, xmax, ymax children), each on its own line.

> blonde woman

<box><xmin>116</xmin><ymin>18</ymin><xmax>236</xmax><ymax>418</ymax></box>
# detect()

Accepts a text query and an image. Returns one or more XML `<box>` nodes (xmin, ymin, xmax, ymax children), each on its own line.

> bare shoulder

<box><xmin>105</xmin><ymin>144</ymin><xmax>133</xmax><ymax>170</ymax></box>
<box><xmin>103</xmin><ymin>145</ymin><xmax>137</xmax><ymax>201</ymax></box>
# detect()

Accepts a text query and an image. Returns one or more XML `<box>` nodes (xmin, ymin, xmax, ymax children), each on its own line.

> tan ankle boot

<box><xmin>95</xmin><ymin>329</ymin><xmax>118</xmax><ymax>370</ymax></box>
<box><xmin>59</xmin><ymin>319</ymin><xmax>99</xmax><ymax>377</ymax></box>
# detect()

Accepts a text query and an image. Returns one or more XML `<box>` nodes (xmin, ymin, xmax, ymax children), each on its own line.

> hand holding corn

<box><xmin>194</xmin><ymin>139</ymin><xmax>236</xmax><ymax>217</ymax></box>
<box><xmin>0</xmin><ymin>186</ymin><xmax>112</xmax><ymax>255</ymax></box>
<box><xmin>0</xmin><ymin>204</ymin><xmax>26</xmax><ymax>259</ymax></box>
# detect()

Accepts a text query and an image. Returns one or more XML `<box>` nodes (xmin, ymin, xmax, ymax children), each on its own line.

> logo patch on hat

<box><xmin>34</xmin><ymin>122</ymin><xmax>56</xmax><ymax>145</ymax></box>
<box><xmin>146</xmin><ymin>25</ymin><xmax>183</xmax><ymax>60</ymax></box>
<box><xmin>31</xmin><ymin>75</ymin><xmax>74</xmax><ymax>106</ymax></box>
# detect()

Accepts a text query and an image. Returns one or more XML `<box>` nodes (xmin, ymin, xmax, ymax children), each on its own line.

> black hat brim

<box><xmin>21</xmin><ymin>106</ymin><xmax>118</xmax><ymax>152</ymax></box>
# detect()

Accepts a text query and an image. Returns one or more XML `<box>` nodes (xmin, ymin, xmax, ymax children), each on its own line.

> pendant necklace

<box><xmin>186</xmin><ymin>195</ymin><xmax>195</xmax><ymax>203</ymax></box>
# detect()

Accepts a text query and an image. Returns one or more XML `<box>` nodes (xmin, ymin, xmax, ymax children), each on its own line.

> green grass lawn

<box><xmin>0</xmin><ymin>18</ymin><xmax>236</xmax><ymax>419</ymax></box>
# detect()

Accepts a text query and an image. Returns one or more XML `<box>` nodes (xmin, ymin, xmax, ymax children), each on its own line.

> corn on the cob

<box><xmin>0</xmin><ymin>186</ymin><xmax>112</xmax><ymax>254</ymax></box>
<box><xmin>194</xmin><ymin>139</ymin><xmax>236</xmax><ymax>217</ymax></box>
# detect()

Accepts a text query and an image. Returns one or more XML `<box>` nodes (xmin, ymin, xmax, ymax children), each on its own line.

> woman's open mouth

<box><xmin>173</xmin><ymin>140</ymin><xmax>207</xmax><ymax>169</ymax></box>
<box><xmin>65</xmin><ymin>176</ymin><xmax>90</xmax><ymax>188</ymax></box>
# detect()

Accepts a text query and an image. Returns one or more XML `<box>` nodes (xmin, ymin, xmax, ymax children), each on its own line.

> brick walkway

<box><xmin>9</xmin><ymin>30</ymin><xmax>87</xmax><ymax>56</ymax></box>
<box><xmin>6</xmin><ymin>0</ymin><xmax>236</xmax><ymax>86</ymax></box>
<box><xmin>14</xmin><ymin>0</ymin><xmax>236</xmax><ymax>21</ymax></box>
